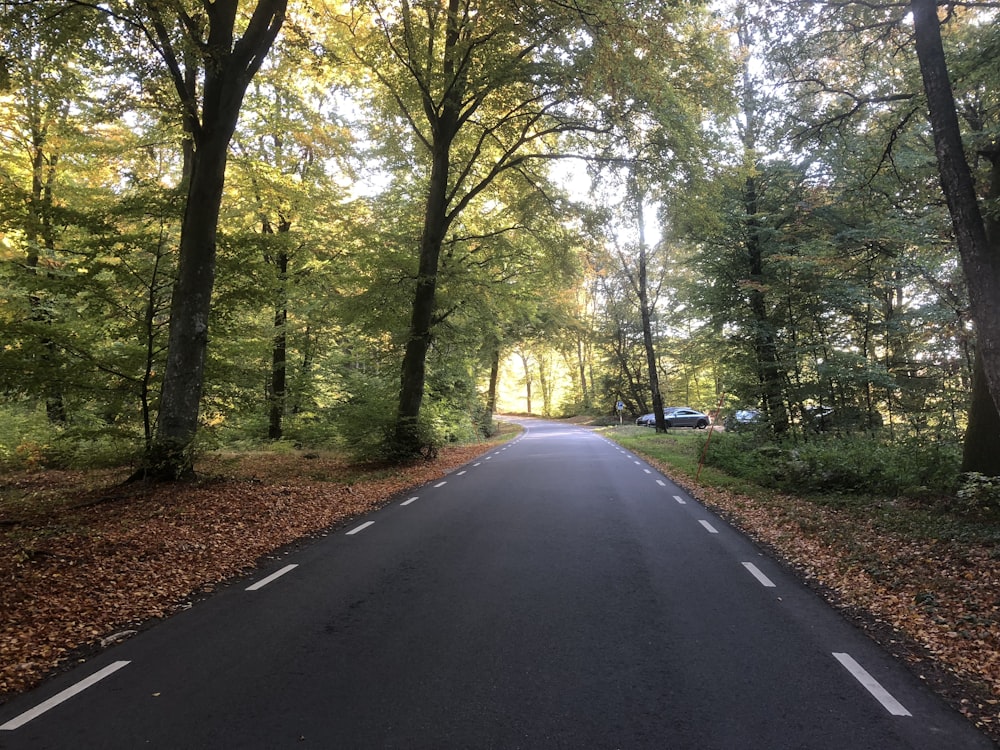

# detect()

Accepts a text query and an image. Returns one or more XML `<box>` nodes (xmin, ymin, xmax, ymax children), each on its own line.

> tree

<box><xmin>124</xmin><ymin>0</ymin><xmax>288</xmax><ymax>478</ymax></box>
<box><xmin>343</xmin><ymin>0</ymin><xmax>613</xmax><ymax>455</ymax></box>
<box><xmin>0</xmin><ymin>4</ymin><xmax>102</xmax><ymax>424</ymax></box>
<box><xmin>613</xmin><ymin>172</ymin><xmax>667</xmax><ymax>430</ymax></box>
<box><xmin>910</xmin><ymin>0</ymin><xmax>1000</xmax><ymax>474</ymax></box>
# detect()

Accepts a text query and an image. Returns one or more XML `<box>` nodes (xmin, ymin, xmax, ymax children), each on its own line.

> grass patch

<box><xmin>600</xmin><ymin>426</ymin><xmax>749</xmax><ymax>492</ymax></box>
<box><xmin>601</xmin><ymin>425</ymin><xmax>1000</xmax><ymax>547</ymax></box>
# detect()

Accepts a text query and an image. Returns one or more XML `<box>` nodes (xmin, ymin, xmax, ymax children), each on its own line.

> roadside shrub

<box><xmin>954</xmin><ymin>473</ymin><xmax>1000</xmax><ymax>516</ymax></box>
<box><xmin>48</xmin><ymin>431</ymin><xmax>141</xmax><ymax>469</ymax></box>
<box><xmin>0</xmin><ymin>405</ymin><xmax>143</xmax><ymax>470</ymax></box>
<box><xmin>701</xmin><ymin>433</ymin><xmax>961</xmax><ymax>496</ymax></box>
<box><xmin>332</xmin><ymin>385</ymin><xmax>399</xmax><ymax>461</ymax></box>
<box><xmin>471</xmin><ymin>399</ymin><xmax>498</xmax><ymax>439</ymax></box>
<box><xmin>0</xmin><ymin>404</ymin><xmax>52</xmax><ymax>469</ymax></box>
<box><xmin>695</xmin><ymin>433</ymin><xmax>778</xmax><ymax>486</ymax></box>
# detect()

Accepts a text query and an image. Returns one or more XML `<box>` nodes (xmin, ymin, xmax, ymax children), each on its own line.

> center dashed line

<box><xmin>346</xmin><ymin>521</ymin><xmax>375</xmax><ymax>536</ymax></box>
<box><xmin>699</xmin><ymin>520</ymin><xmax>719</xmax><ymax>534</ymax></box>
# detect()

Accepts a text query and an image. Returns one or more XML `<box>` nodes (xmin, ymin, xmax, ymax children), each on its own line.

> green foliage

<box><xmin>701</xmin><ymin>433</ymin><xmax>961</xmax><ymax>496</ymax></box>
<box><xmin>0</xmin><ymin>0</ymin><xmax>993</xmax><ymax>488</ymax></box>
<box><xmin>0</xmin><ymin>403</ymin><xmax>140</xmax><ymax>470</ymax></box>
<box><xmin>332</xmin><ymin>376</ymin><xmax>399</xmax><ymax>461</ymax></box>
<box><xmin>954</xmin><ymin>473</ymin><xmax>1000</xmax><ymax>517</ymax></box>
<box><xmin>0</xmin><ymin>404</ymin><xmax>52</xmax><ymax>469</ymax></box>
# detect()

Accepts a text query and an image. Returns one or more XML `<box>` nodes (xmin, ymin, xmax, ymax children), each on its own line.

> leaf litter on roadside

<box><xmin>0</xmin><ymin>444</ymin><xmax>491</xmax><ymax>700</ymax></box>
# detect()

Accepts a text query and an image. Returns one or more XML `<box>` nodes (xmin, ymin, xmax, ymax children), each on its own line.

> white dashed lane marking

<box><xmin>742</xmin><ymin>562</ymin><xmax>776</xmax><ymax>588</ymax></box>
<box><xmin>346</xmin><ymin>521</ymin><xmax>375</xmax><ymax>536</ymax></box>
<box><xmin>0</xmin><ymin>661</ymin><xmax>131</xmax><ymax>731</ymax></box>
<box><xmin>246</xmin><ymin>564</ymin><xmax>298</xmax><ymax>591</ymax></box>
<box><xmin>833</xmin><ymin>653</ymin><xmax>912</xmax><ymax>716</ymax></box>
<box><xmin>699</xmin><ymin>520</ymin><xmax>719</xmax><ymax>534</ymax></box>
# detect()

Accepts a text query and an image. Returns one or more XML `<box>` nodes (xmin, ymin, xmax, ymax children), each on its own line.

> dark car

<box><xmin>636</xmin><ymin>407</ymin><xmax>709</xmax><ymax>429</ymax></box>
<box><xmin>805</xmin><ymin>405</ymin><xmax>883</xmax><ymax>432</ymax></box>
<box><xmin>724</xmin><ymin>408</ymin><xmax>762</xmax><ymax>431</ymax></box>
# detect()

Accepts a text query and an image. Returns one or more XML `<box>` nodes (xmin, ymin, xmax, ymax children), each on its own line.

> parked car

<box><xmin>663</xmin><ymin>407</ymin><xmax>710</xmax><ymax>429</ymax></box>
<box><xmin>635</xmin><ymin>407</ymin><xmax>679</xmax><ymax>426</ymax></box>
<box><xmin>636</xmin><ymin>407</ymin><xmax>709</xmax><ymax>429</ymax></box>
<box><xmin>724</xmin><ymin>408</ymin><xmax>762</xmax><ymax>431</ymax></box>
<box><xmin>805</xmin><ymin>405</ymin><xmax>883</xmax><ymax>432</ymax></box>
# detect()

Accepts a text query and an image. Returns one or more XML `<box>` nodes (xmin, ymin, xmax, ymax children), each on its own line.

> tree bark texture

<box><xmin>520</xmin><ymin>352</ymin><xmax>533</xmax><ymax>415</ymax></box>
<box><xmin>395</xmin><ymin>140</ymin><xmax>452</xmax><ymax>452</ymax></box>
<box><xmin>738</xmin><ymin>17</ymin><xmax>789</xmax><ymax>435</ymax></box>
<box><xmin>962</xmin><ymin>351</ymin><xmax>1000</xmax><ymax>474</ymax></box>
<box><xmin>152</xmin><ymin>136</ymin><xmax>230</xmax><ymax>475</ymax></box>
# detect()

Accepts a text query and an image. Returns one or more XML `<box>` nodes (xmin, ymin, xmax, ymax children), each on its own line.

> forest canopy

<box><xmin>1</xmin><ymin>0</ymin><xmax>998</xmax><ymax>485</ymax></box>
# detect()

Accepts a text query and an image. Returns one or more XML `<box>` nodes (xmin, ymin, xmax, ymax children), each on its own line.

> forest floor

<box><xmin>1</xmin><ymin>421</ymin><xmax>999</xmax><ymax>743</ymax></box>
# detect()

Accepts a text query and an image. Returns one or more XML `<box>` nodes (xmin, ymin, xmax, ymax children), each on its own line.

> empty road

<box><xmin>0</xmin><ymin>419</ymin><xmax>993</xmax><ymax>748</ymax></box>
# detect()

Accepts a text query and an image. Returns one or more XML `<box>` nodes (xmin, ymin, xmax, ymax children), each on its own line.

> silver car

<box><xmin>636</xmin><ymin>407</ymin><xmax>709</xmax><ymax>429</ymax></box>
<box><xmin>662</xmin><ymin>407</ymin><xmax>710</xmax><ymax>429</ymax></box>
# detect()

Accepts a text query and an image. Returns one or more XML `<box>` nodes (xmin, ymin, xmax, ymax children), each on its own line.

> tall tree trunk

<box><xmin>577</xmin><ymin>336</ymin><xmax>590</xmax><ymax>409</ymax></box>
<box><xmin>268</xmin><ymin>296</ymin><xmax>287</xmax><ymax>441</ymax></box>
<box><xmin>140</xmin><ymin>234</ymin><xmax>169</xmax><ymax>448</ymax></box>
<box><xmin>632</xmin><ymin>180</ymin><xmax>666</xmax><ymax>432</ymax></box>
<box><xmin>142</xmin><ymin>0</ymin><xmax>286</xmax><ymax>479</ymax></box>
<box><xmin>26</xmin><ymin>128</ymin><xmax>66</xmax><ymax>423</ymax></box>
<box><xmin>911</xmin><ymin>0</ymin><xmax>1000</xmax><ymax>448</ymax></box>
<box><xmin>487</xmin><ymin>345</ymin><xmax>501</xmax><ymax>415</ymax></box>
<box><xmin>150</xmin><ymin>136</ymin><xmax>230</xmax><ymax>476</ymax></box>
<box><xmin>962</xmin><ymin>351</ymin><xmax>1000</xmax><ymax>473</ymax></box>
<box><xmin>395</xmin><ymin>140</ymin><xmax>452</xmax><ymax>452</ymax></box>
<box><xmin>267</xmin><ymin>220</ymin><xmax>290</xmax><ymax>441</ymax></box>
<box><xmin>539</xmin><ymin>354</ymin><xmax>552</xmax><ymax>416</ymax></box>
<box><xmin>393</xmin><ymin>0</ymin><xmax>463</xmax><ymax>456</ymax></box>
<box><xmin>958</xmin><ymin>105</ymin><xmax>1000</xmax><ymax>471</ymax></box>
<box><xmin>738</xmin><ymin>13</ymin><xmax>788</xmax><ymax>434</ymax></box>
<box><xmin>518</xmin><ymin>351</ymin><xmax>533</xmax><ymax>414</ymax></box>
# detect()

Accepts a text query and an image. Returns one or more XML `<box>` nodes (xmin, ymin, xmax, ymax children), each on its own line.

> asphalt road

<box><xmin>0</xmin><ymin>419</ymin><xmax>994</xmax><ymax>749</ymax></box>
